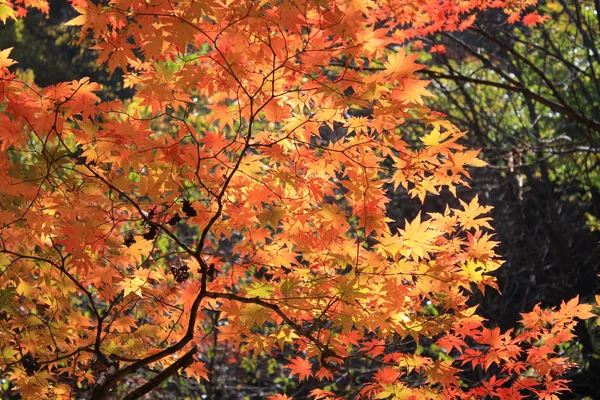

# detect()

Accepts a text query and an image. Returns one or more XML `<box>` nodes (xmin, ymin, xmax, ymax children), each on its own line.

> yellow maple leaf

<box><xmin>240</xmin><ymin>303</ymin><xmax>271</xmax><ymax>326</ymax></box>
<box><xmin>246</xmin><ymin>282</ymin><xmax>275</xmax><ymax>298</ymax></box>
<box><xmin>0</xmin><ymin>47</ymin><xmax>16</xmax><ymax>69</ymax></box>
<box><xmin>398</xmin><ymin>213</ymin><xmax>441</xmax><ymax>261</ymax></box>
<box><xmin>16</xmin><ymin>279</ymin><xmax>35</xmax><ymax>297</ymax></box>
<box><xmin>273</xmin><ymin>327</ymin><xmax>299</xmax><ymax>349</ymax></box>
<box><xmin>456</xmin><ymin>195</ymin><xmax>493</xmax><ymax>230</ymax></box>
<box><xmin>118</xmin><ymin>276</ymin><xmax>146</xmax><ymax>298</ymax></box>
<box><xmin>421</xmin><ymin>124</ymin><xmax>452</xmax><ymax>148</ymax></box>
<box><xmin>124</xmin><ymin>238</ymin><xmax>154</xmax><ymax>265</ymax></box>
<box><xmin>384</xmin><ymin>48</ymin><xmax>424</xmax><ymax>78</ymax></box>
<box><xmin>0</xmin><ymin>1</ymin><xmax>17</xmax><ymax>24</ymax></box>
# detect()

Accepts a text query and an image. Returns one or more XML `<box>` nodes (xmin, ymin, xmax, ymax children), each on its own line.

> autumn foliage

<box><xmin>0</xmin><ymin>0</ymin><xmax>596</xmax><ymax>398</ymax></box>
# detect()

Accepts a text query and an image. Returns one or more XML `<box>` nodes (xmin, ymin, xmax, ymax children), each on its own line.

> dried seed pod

<box><xmin>170</xmin><ymin>264</ymin><xmax>190</xmax><ymax>283</ymax></box>
<box><xmin>182</xmin><ymin>200</ymin><xmax>197</xmax><ymax>217</ymax></box>
<box><xmin>167</xmin><ymin>213</ymin><xmax>181</xmax><ymax>226</ymax></box>
<box><xmin>143</xmin><ymin>224</ymin><xmax>158</xmax><ymax>240</ymax></box>
<box><xmin>124</xmin><ymin>233</ymin><xmax>136</xmax><ymax>247</ymax></box>
<box><xmin>22</xmin><ymin>352</ymin><xmax>37</xmax><ymax>376</ymax></box>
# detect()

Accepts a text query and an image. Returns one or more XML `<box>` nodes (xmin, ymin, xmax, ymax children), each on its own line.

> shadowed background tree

<box><xmin>0</xmin><ymin>0</ymin><xmax>130</xmax><ymax>98</ymax></box>
<box><xmin>410</xmin><ymin>0</ymin><xmax>600</xmax><ymax>397</ymax></box>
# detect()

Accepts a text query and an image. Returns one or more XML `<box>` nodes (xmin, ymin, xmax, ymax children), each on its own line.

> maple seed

<box><xmin>167</xmin><ymin>213</ymin><xmax>182</xmax><ymax>226</ymax></box>
<box><xmin>124</xmin><ymin>233</ymin><xmax>136</xmax><ymax>247</ymax></box>
<box><xmin>171</xmin><ymin>264</ymin><xmax>190</xmax><ymax>283</ymax></box>
<box><xmin>21</xmin><ymin>352</ymin><xmax>37</xmax><ymax>376</ymax></box>
<box><xmin>182</xmin><ymin>200</ymin><xmax>197</xmax><ymax>217</ymax></box>
<box><xmin>143</xmin><ymin>224</ymin><xmax>158</xmax><ymax>240</ymax></box>
<box><xmin>147</xmin><ymin>206</ymin><xmax>158</xmax><ymax>220</ymax></box>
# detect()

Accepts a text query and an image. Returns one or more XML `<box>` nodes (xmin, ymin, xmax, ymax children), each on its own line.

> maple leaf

<box><xmin>92</xmin><ymin>32</ymin><xmax>136</xmax><ymax>74</ymax></box>
<box><xmin>0</xmin><ymin>47</ymin><xmax>16</xmax><ymax>70</ymax></box>
<box><xmin>288</xmin><ymin>356</ymin><xmax>313</xmax><ymax>381</ymax></box>
<box><xmin>421</xmin><ymin>124</ymin><xmax>453</xmax><ymax>148</ymax></box>
<box><xmin>246</xmin><ymin>282</ymin><xmax>275</xmax><ymax>298</ymax></box>
<box><xmin>310</xmin><ymin>388</ymin><xmax>339</xmax><ymax>399</ymax></box>
<box><xmin>430</xmin><ymin>44</ymin><xmax>447</xmax><ymax>54</ymax></box>
<box><xmin>456</xmin><ymin>195</ymin><xmax>493</xmax><ymax>230</ymax></box>
<box><xmin>390</xmin><ymin>79</ymin><xmax>433</xmax><ymax>104</ymax></box>
<box><xmin>124</xmin><ymin>237</ymin><xmax>154</xmax><ymax>264</ymax></box>
<box><xmin>384</xmin><ymin>48</ymin><xmax>423</xmax><ymax>78</ymax></box>
<box><xmin>557</xmin><ymin>295</ymin><xmax>596</xmax><ymax>321</ymax></box>
<box><xmin>208</xmin><ymin>104</ymin><xmax>237</xmax><ymax>130</ymax></box>
<box><xmin>118</xmin><ymin>276</ymin><xmax>146</xmax><ymax>298</ymax></box>
<box><xmin>373</xmin><ymin>367</ymin><xmax>401</xmax><ymax>385</ymax></box>
<box><xmin>458</xmin><ymin>15</ymin><xmax>476</xmax><ymax>31</ymax></box>
<box><xmin>437</xmin><ymin>334</ymin><xmax>467</xmax><ymax>354</ymax></box>
<box><xmin>186</xmin><ymin>360</ymin><xmax>209</xmax><ymax>382</ymax></box>
<box><xmin>240</xmin><ymin>303</ymin><xmax>272</xmax><ymax>327</ymax></box>
<box><xmin>0</xmin><ymin>1</ymin><xmax>17</xmax><ymax>23</ymax></box>
<box><xmin>65</xmin><ymin>3</ymin><xmax>109</xmax><ymax>37</ymax></box>
<box><xmin>476</xmin><ymin>327</ymin><xmax>521</xmax><ymax>370</ymax></box>
<box><xmin>398</xmin><ymin>212</ymin><xmax>442</xmax><ymax>260</ymax></box>
<box><xmin>274</xmin><ymin>327</ymin><xmax>299</xmax><ymax>350</ymax></box>
<box><xmin>1</xmin><ymin>346</ymin><xmax>18</xmax><ymax>363</ymax></box>
<box><xmin>314</xmin><ymin>367</ymin><xmax>334</xmax><ymax>382</ymax></box>
<box><xmin>319</xmin><ymin>204</ymin><xmax>348</xmax><ymax>232</ymax></box>
<box><xmin>522</xmin><ymin>12</ymin><xmax>550</xmax><ymax>26</ymax></box>
<box><xmin>266</xmin><ymin>395</ymin><xmax>293</xmax><ymax>400</ymax></box>
<box><xmin>16</xmin><ymin>279</ymin><xmax>35</xmax><ymax>297</ymax></box>
<box><xmin>466</xmin><ymin>231</ymin><xmax>499</xmax><ymax>261</ymax></box>
<box><xmin>448</xmin><ymin>149</ymin><xmax>487</xmax><ymax>177</ymax></box>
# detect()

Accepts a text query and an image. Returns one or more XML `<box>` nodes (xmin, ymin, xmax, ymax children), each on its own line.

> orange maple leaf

<box><xmin>288</xmin><ymin>356</ymin><xmax>313</xmax><ymax>381</ymax></box>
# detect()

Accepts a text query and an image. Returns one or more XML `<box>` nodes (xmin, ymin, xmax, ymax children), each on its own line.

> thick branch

<box><xmin>420</xmin><ymin>70</ymin><xmax>600</xmax><ymax>133</ymax></box>
<box><xmin>121</xmin><ymin>346</ymin><xmax>198</xmax><ymax>400</ymax></box>
<box><xmin>469</xmin><ymin>26</ymin><xmax>571</xmax><ymax>109</ymax></box>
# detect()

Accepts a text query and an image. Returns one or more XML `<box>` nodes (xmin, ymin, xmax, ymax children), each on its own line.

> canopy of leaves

<box><xmin>0</xmin><ymin>0</ymin><xmax>597</xmax><ymax>399</ymax></box>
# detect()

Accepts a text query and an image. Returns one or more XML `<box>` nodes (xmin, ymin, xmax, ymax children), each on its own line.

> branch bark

<box><xmin>121</xmin><ymin>346</ymin><xmax>198</xmax><ymax>400</ymax></box>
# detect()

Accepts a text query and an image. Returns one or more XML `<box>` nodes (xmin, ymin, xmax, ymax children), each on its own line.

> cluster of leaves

<box><xmin>0</xmin><ymin>0</ymin><xmax>597</xmax><ymax>399</ymax></box>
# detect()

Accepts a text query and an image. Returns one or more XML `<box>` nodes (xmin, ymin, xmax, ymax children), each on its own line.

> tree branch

<box><xmin>121</xmin><ymin>346</ymin><xmax>198</xmax><ymax>400</ymax></box>
<box><xmin>420</xmin><ymin>70</ymin><xmax>600</xmax><ymax>133</ymax></box>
